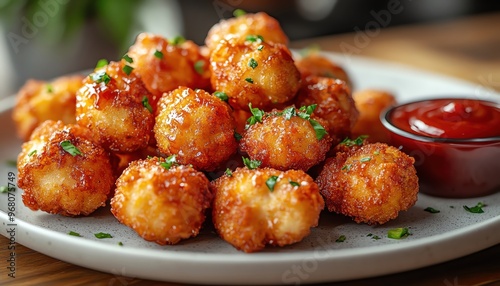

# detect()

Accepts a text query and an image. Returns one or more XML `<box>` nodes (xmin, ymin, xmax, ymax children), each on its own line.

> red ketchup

<box><xmin>390</xmin><ymin>98</ymin><xmax>500</xmax><ymax>139</ymax></box>
<box><xmin>384</xmin><ymin>98</ymin><xmax>500</xmax><ymax>198</ymax></box>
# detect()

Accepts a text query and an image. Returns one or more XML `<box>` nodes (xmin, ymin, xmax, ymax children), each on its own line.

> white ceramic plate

<box><xmin>1</xmin><ymin>53</ymin><xmax>499</xmax><ymax>285</ymax></box>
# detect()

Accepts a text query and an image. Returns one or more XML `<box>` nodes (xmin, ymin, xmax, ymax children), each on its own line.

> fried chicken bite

<box><xmin>76</xmin><ymin>61</ymin><xmax>155</xmax><ymax>153</ymax></box>
<box><xmin>12</xmin><ymin>75</ymin><xmax>84</xmax><ymax>141</ymax></box>
<box><xmin>205</xmin><ymin>12</ymin><xmax>289</xmax><ymax>52</ymax></box>
<box><xmin>154</xmin><ymin>87</ymin><xmax>237</xmax><ymax>171</ymax></box>
<box><xmin>351</xmin><ymin>89</ymin><xmax>397</xmax><ymax>143</ymax></box>
<box><xmin>240</xmin><ymin>105</ymin><xmax>332</xmax><ymax>171</ymax></box>
<box><xmin>111</xmin><ymin>157</ymin><xmax>212</xmax><ymax>245</ymax></box>
<box><xmin>295</xmin><ymin>52</ymin><xmax>352</xmax><ymax>89</ymax></box>
<box><xmin>316</xmin><ymin>143</ymin><xmax>419</xmax><ymax>225</ymax></box>
<box><xmin>18</xmin><ymin>120</ymin><xmax>115</xmax><ymax>216</ymax></box>
<box><xmin>294</xmin><ymin>76</ymin><xmax>358</xmax><ymax>144</ymax></box>
<box><xmin>126</xmin><ymin>33</ymin><xmax>211</xmax><ymax>106</ymax></box>
<box><xmin>211</xmin><ymin>167</ymin><xmax>324</xmax><ymax>252</ymax></box>
<box><xmin>210</xmin><ymin>37</ymin><xmax>301</xmax><ymax>111</ymax></box>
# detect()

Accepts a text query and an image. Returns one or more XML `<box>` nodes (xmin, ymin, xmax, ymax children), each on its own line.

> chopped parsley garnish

<box><xmin>122</xmin><ymin>54</ymin><xmax>133</xmax><ymax>63</ymax></box>
<box><xmin>463</xmin><ymin>202</ymin><xmax>485</xmax><ymax>213</ymax></box>
<box><xmin>95</xmin><ymin>58</ymin><xmax>108</xmax><ymax>69</ymax></box>
<box><xmin>234</xmin><ymin>131</ymin><xmax>242</xmax><ymax>141</ymax></box>
<box><xmin>367</xmin><ymin>233</ymin><xmax>381</xmax><ymax>240</ymax></box>
<box><xmin>340</xmin><ymin>135</ymin><xmax>368</xmax><ymax>147</ymax></box>
<box><xmin>118</xmin><ymin>242</ymin><xmax>124</xmax><ymax>246</ymax></box>
<box><xmin>257</xmin><ymin>44</ymin><xmax>264</xmax><ymax>51</ymax></box>
<box><xmin>246</xmin><ymin>103</ymin><xmax>265</xmax><ymax>127</ymax></box>
<box><xmin>28</xmin><ymin>150</ymin><xmax>37</xmax><ymax>157</ymax></box>
<box><xmin>424</xmin><ymin>207</ymin><xmax>440</xmax><ymax>214</ymax></box>
<box><xmin>60</xmin><ymin>141</ymin><xmax>82</xmax><ymax>156</ymax></box>
<box><xmin>169</xmin><ymin>35</ymin><xmax>186</xmax><ymax>45</ymax></box>
<box><xmin>309</xmin><ymin>119</ymin><xmax>327</xmax><ymax>140</ymax></box>
<box><xmin>341</xmin><ymin>164</ymin><xmax>352</xmax><ymax>171</ymax></box>
<box><xmin>46</xmin><ymin>84</ymin><xmax>53</xmax><ymax>93</ymax></box>
<box><xmin>68</xmin><ymin>231</ymin><xmax>82</xmax><ymax>237</ymax></box>
<box><xmin>242</xmin><ymin>157</ymin><xmax>261</xmax><ymax>169</ymax></box>
<box><xmin>336</xmin><ymin>235</ymin><xmax>346</xmax><ymax>242</ymax></box>
<box><xmin>90</xmin><ymin>70</ymin><xmax>111</xmax><ymax>85</ymax></box>
<box><xmin>246</xmin><ymin>35</ymin><xmax>264</xmax><ymax>43</ymax></box>
<box><xmin>225</xmin><ymin>168</ymin><xmax>233</xmax><ymax>177</ymax></box>
<box><xmin>387</xmin><ymin>227</ymin><xmax>410</xmax><ymax>239</ymax></box>
<box><xmin>360</xmin><ymin>157</ymin><xmax>371</xmax><ymax>163</ymax></box>
<box><xmin>122</xmin><ymin>65</ymin><xmax>134</xmax><ymax>76</ymax></box>
<box><xmin>0</xmin><ymin>186</ymin><xmax>8</xmax><ymax>193</ymax></box>
<box><xmin>214</xmin><ymin>91</ymin><xmax>229</xmax><ymax>102</ymax></box>
<box><xmin>289</xmin><ymin>181</ymin><xmax>300</xmax><ymax>187</ymax></box>
<box><xmin>248</xmin><ymin>58</ymin><xmax>258</xmax><ymax>69</ymax></box>
<box><xmin>94</xmin><ymin>232</ymin><xmax>113</xmax><ymax>239</ymax></box>
<box><xmin>233</xmin><ymin>8</ymin><xmax>246</xmax><ymax>17</ymax></box>
<box><xmin>194</xmin><ymin>60</ymin><xmax>205</xmax><ymax>75</ymax></box>
<box><xmin>142</xmin><ymin>96</ymin><xmax>153</xmax><ymax>113</ymax></box>
<box><xmin>374</xmin><ymin>150</ymin><xmax>380</xmax><ymax>155</ymax></box>
<box><xmin>245</xmin><ymin>77</ymin><xmax>254</xmax><ymax>84</ymax></box>
<box><xmin>266</xmin><ymin>176</ymin><xmax>279</xmax><ymax>192</ymax></box>
<box><xmin>160</xmin><ymin>155</ymin><xmax>178</xmax><ymax>170</ymax></box>
<box><xmin>278</xmin><ymin>105</ymin><xmax>327</xmax><ymax>140</ymax></box>
<box><xmin>154</xmin><ymin>50</ymin><xmax>164</xmax><ymax>59</ymax></box>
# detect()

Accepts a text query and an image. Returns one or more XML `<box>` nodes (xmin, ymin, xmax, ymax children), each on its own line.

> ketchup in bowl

<box><xmin>381</xmin><ymin>98</ymin><xmax>500</xmax><ymax>198</ymax></box>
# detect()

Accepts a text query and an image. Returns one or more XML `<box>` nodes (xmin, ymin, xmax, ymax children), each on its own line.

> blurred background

<box><xmin>0</xmin><ymin>0</ymin><xmax>499</xmax><ymax>98</ymax></box>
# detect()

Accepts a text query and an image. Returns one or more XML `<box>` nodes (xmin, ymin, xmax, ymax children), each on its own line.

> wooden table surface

<box><xmin>2</xmin><ymin>11</ymin><xmax>500</xmax><ymax>286</ymax></box>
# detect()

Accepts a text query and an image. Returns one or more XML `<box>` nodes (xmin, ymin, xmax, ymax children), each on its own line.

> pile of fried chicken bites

<box><xmin>13</xmin><ymin>12</ymin><xmax>419</xmax><ymax>253</ymax></box>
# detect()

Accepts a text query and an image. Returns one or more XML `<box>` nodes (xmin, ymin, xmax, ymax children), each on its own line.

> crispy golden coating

<box><xmin>233</xmin><ymin>109</ymin><xmax>252</xmax><ymax>136</ymax></box>
<box><xmin>210</xmin><ymin>38</ymin><xmax>301</xmax><ymax>111</ymax></box>
<box><xmin>211</xmin><ymin>167</ymin><xmax>324</xmax><ymax>252</ymax></box>
<box><xmin>18</xmin><ymin>120</ymin><xmax>115</xmax><ymax>216</ymax></box>
<box><xmin>126</xmin><ymin>33</ymin><xmax>211</xmax><ymax>106</ymax></box>
<box><xmin>240</xmin><ymin>107</ymin><xmax>332</xmax><ymax>171</ymax></box>
<box><xmin>12</xmin><ymin>75</ymin><xmax>84</xmax><ymax>141</ymax></box>
<box><xmin>352</xmin><ymin>89</ymin><xmax>397</xmax><ymax>143</ymax></box>
<box><xmin>295</xmin><ymin>53</ymin><xmax>352</xmax><ymax>88</ymax></box>
<box><xmin>154</xmin><ymin>87</ymin><xmax>237</xmax><ymax>171</ymax></box>
<box><xmin>111</xmin><ymin>158</ymin><xmax>212</xmax><ymax>245</ymax></box>
<box><xmin>76</xmin><ymin>61</ymin><xmax>155</xmax><ymax>152</ymax></box>
<box><xmin>316</xmin><ymin>143</ymin><xmax>419</xmax><ymax>225</ymax></box>
<box><xmin>205</xmin><ymin>12</ymin><xmax>289</xmax><ymax>52</ymax></box>
<box><xmin>294</xmin><ymin>76</ymin><xmax>358</xmax><ymax>144</ymax></box>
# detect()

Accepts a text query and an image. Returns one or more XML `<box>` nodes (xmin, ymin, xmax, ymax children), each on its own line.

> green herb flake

<box><xmin>336</xmin><ymin>235</ymin><xmax>346</xmax><ymax>242</ymax></box>
<box><xmin>245</xmin><ymin>35</ymin><xmax>264</xmax><ymax>43</ymax></box>
<box><xmin>160</xmin><ymin>155</ymin><xmax>177</xmax><ymax>170</ymax></box>
<box><xmin>374</xmin><ymin>150</ymin><xmax>380</xmax><ymax>155</ymax></box>
<box><xmin>194</xmin><ymin>60</ymin><xmax>205</xmax><ymax>75</ymax></box>
<box><xmin>233</xmin><ymin>8</ymin><xmax>246</xmax><ymax>17</ymax></box>
<box><xmin>234</xmin><ymin>131</ymin><xmax>242</xmax><ymax>141</ymax></box>
<box><xmin>309</xmin><ymin>119</ymin><xmax>327</xmax><ymax>140</ymax></box>
<box><xmin>463</xmin><ymin>202</ymin><xmax>485</xmax><ymax>213</ymax></box>
<box><xmin>242</xmin><ymin>157</ymin><xmax>261</xmax><ymax>170</ymax></box>
<box><xmin>118</xmin><ymin>242</ymin><xmax>124</xmax><ymax>246</ymax></box>
<box><xmin>214</xmin><ymin>91</ymin><xmax>229</xmax><ymax>102</ymax></box>
<box><xmin>60</xmin><ymin>141</ymin><xmax>82</xmax><ymax>156</ymax></box>
<box><xmin>122</xmin><ymin>54</ymin><xmax>133</xmax><ymax>63</ymax></box>
<box><xmin>154</xmin><ymin>50</ymin><xmax>164</xmax><ymax>59</ymax></box>
<box><xmin>246</xmin><ymin>103</ymin><xmax>265</xmax><ymax>127</ymax></box>
<box><xmin>341</xmin><ymin>164</ymin><xmax>352</xmax><ymax>172</ymax></box>
<box><xmin>340</xmin><ymin>135</ymin><xmax>368</xmax><ymax>147</ymax></box>
<box><xmin>122</xmin><ymin>65</ymin><xmax>134</xmax><ymax>76</ymax></box>
<box><xmin>169</xmin><ymin>35</ymin><xmax>186</xmax><ymax>45</ymax></box>
<box><xmin>94</xmin><ymin>232</ymin><xmax>113</xmax><ymax>239</ymax></box>
<box><xmin>266</xmin><ymin>176</ymin><xmax>279</xmax><ymax>192</ymax></box>
<box><xmin>0</xmin><ymin>186</ymin><xmax>8</xmax><ymax>193</ymax></box>
<box><xmin>257</xmin><ymin>45</ymin><xmax>264</xmax><ymax>51</ymax></box>
<box><xmin>424</xmin><ymin>207</ymin><xmax>440</xmax><ymax>214</ymax></box>
<box><xmin>245</xmin><ymin>77</ymin><xmax>254</xmax><ymax>84</ymax></box>
<box><xmin>371</xmin><ymin>235</ymin><xmax>381</xmax><ymax>240</ymax></box>
<box><xmin>142</xmin><ymin>96</ymin><xmax>153</xmax><ymax>113</ymax></box>
<box><xmin>360</xmin><ymin>157</ymin><xmax>371</xmax><ymax>163</ymax></box>
<box><xmin>68</xmin><ymin>231</ymin><xmax>82</xmax><ymax>237</ymax></box>
<box><xmin>95</xmin><ymin>58</ymin><xmax>108</xmax><ymax>69</ymax></box>
<box><xmin>90</xmin><ymin>70</ymin><xmax>111</xmax><ymax>85</ymax></box>
<box><xmin>289</xmin><ymin>181</ymin><xmax>300</xmax><ymax>187</ymax></box>
<box><xmin>225</xmin><ymin>168</ymin><xmax>233</xmax><ymax>177</ymax></box>
<box><xmin>46</xmin><ymin>84</ymin><xmax>53</xmax><ymax>93</ymax></box>
<box><xmin>28</xmin><ymin>150</ymin><xmax>37</xmax><ymax>157</ymax></box>
<box><xmin>387</xmin><ymin>227</ymin><xmax>410</xmax><ymax>239</ymax></box>
<box><xmin>248</xmin><ymin>58</ymin><xmax>258</xmax><ymax>69</ymax></box>
<box><xmin>282</xmin><ymin>106</ymin><xmax>296</xmax><ymax>120</ymax></box>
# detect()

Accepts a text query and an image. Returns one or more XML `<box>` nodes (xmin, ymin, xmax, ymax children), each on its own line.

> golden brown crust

<box><xmin>18</xmin><ymin>120</ymin><xmax>115</xmax><ymax>216</ymax></box>
<box><xmin>295</xmin><ymin>53</ymin><xmax>352</xmax><ymax>88</ymax></box>
<box><xmin>154</xmin><ymin>87</ymin><xmax>238</xmax><ymax>171</ymax></box>
<box><xmin>210</xmin><ymin>38</ymin><xmax>301</xmax><ymax>111</ymax></box>
<box><xmin>211</xmin><ymin>167</ymin><xmax>324</xmax><ymax>252</ymax></box>
<box><xmin>316</xmin><ymin>143</ymin><xmax>419</xmax><ymax>225</ymax></box>
<box><xmin>205</xmin><ymin>12</ymin><xmax>289</xmax><ymax>51</ymax></box>
<box><xmin>110</xmin><ymin>158</ymin><xmax>211</xmax><ymax>245</ymax></box>
<box><xmin>294</xmin><ymin>76</ymin><xmax>358</xmax><ymax>144</ymax></box>
<box><xmin>240</xmin><ymin>108</ymin><xmax>332</xmax><ymax>171</ymax></box>
<box><xmin>127</xmin><ymin>33</ymin><xmax>211</xmax><ymax>104</ymax></box>
<box><xmin>12</xmin><ymin>75</ymin><xmax>84</xmax><ymax>141</ymax></box>
<box><xmin>75</xmin><ymin>61</ymin><xmax>155</xmax><ymax>152</ymax></box>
